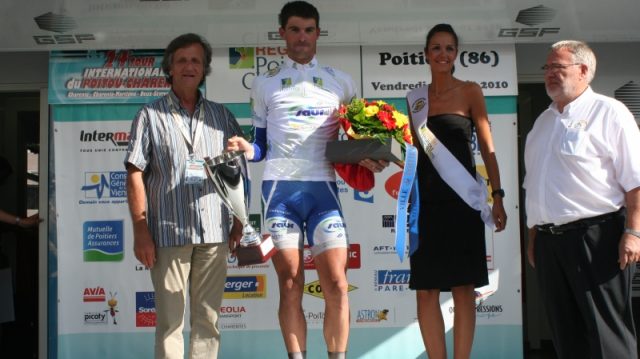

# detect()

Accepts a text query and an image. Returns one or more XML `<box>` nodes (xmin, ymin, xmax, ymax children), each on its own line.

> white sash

<box><xmin>406</xmin><ymin>86</ymin><xmax>494</xmax><ymax>228</ymax></box>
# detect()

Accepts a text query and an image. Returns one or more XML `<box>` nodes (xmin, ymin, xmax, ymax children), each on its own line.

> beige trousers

<box><xmin>151</xmin><ymin>243</ymin><xmax>228</xmax><ymax>359</ymax></box>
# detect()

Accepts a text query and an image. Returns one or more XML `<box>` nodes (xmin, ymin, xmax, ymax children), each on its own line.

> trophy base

<box><xmin>237</xmin><ymin>234</ymin><xmax>276</xmax><ymax>266</ymax></box>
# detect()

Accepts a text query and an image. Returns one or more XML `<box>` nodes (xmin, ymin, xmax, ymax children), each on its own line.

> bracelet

<box><xmin>625</xmin><ymin>228</ymin><xmax>640</xmax><ymax>239</ymax></box>
<box><xmin>491</xmin><ymin>188</ymin><xmax>505</xmax><ymax>198</ymax></box>
<box><xmin>15</xmin><ymin>217</ymin><xmax>21</xmax><ymax>225</ymax></box>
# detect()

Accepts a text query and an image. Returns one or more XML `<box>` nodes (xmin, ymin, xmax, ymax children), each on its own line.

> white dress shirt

<box><xmin>524</xmin><ymin>87</ymin><xmax>640</xmax><ymax>227</ymax></box>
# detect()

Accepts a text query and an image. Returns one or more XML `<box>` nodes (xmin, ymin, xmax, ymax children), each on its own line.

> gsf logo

<box><xmin>498</xmin><ymin>28</ymin><xmax>559</xmax><ymax>37</ymax></box>
<box><xmin>33</xmin><ymin>34</ymin><xmax>95</xmax><ymax>45</ymax></box>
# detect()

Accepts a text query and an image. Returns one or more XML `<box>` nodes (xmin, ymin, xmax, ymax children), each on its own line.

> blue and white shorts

<box><xmin>262</xmin><ymin>180</ymin><xmax>348</xmax><ymax>257</ymax></box>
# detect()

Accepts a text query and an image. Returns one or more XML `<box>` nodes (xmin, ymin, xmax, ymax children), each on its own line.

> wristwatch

<box><xmin>625</xmin><ymin>228</ymin><xmax>640</xmax><ymax>239</ymax></box>
<box><xmin>491</xmin><ymin>188</ymin><xmax>505</xmax><ymax>198</ymax></box>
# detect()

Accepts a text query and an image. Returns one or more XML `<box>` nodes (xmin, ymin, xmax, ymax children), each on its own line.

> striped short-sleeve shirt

<box><xmin>125</xmin><ymin>90</ymin><xmax>243</xmax><ymax>247</ymax></box>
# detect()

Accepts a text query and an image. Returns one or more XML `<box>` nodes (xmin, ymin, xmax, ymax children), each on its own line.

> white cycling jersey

<box><xmin>250</xmin><ymin>56</ymin><xmax>357</xmax><ymax>181</ymax></box>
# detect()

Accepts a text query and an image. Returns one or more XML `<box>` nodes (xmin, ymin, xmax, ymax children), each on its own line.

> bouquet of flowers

<box><xmin>337</xmin><ymin>98</ymin><xmax>413</xmax><ymax>148</ymax></box>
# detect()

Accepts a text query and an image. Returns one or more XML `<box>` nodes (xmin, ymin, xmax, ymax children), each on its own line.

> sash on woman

<box><xmin>406</xmin><ymin>86</ymin><xmax>494</xmax><ymax>231</ymax></box>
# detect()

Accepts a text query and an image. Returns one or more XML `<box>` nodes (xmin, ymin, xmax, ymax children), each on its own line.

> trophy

<box><xmin>204</xmin><ymin>151</ymin><xmax>275</xmax><ymax>266</ymax></box>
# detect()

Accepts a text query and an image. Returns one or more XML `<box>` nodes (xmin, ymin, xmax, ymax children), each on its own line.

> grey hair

<box><xmin>551</xmin><ymin>40</ymin><xmax>596</xmax><ymax>84</ymax></box>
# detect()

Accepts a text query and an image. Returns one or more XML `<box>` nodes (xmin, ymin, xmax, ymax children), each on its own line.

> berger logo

<box><xmin>81</xmin><ymin>171</ymin><xmax>127</xmax><ymax>200</ymax></box>
<box><xmin>33</xmin><ymin>12</ymin><xmax>96</xmax><ymax>45</ymax></box>
<box><xmin>229</xmin><ymin>48</ymin><xmax>255</xmax><ymax>69</ymax></box>
<box><xmin>268</xmin><ymin>30</ymin><xmax>328</xmax><ymax>41</ymax></box>
<box><xmin>374</xmin><ymin>270</ymin><xmax>410</xmax><ymax>292</ymax></box>
<box><xmin>354</xmin><ymin>190</ymin><xmax>374</xmax><ymax>203</ymax></box>
<box><xmin>80</xmin><ymin>130</ymin><xmax>129</xmax><ymax>147</ymax></box>
<box><xmin>224</xmin><ymin>275</ymin><xmax>267</xmax><ymax>299</ymax></box>
<box><xmin>355</xmin><ymin>309</ymin><xmax>390</xmax><ymax>323</ymax></box>
<box><xmin>83</xmin><ymin>286</ymin><xmax>106</xmax><ymax>302</ymax></box>
<box><xmin>83</xmin><ymin>220</ymin><xmax>124</xmax><ymax>262</ymax></box>
<box><xmin>499</xmin><ymin>5</ymin><xmax>560</xmax><ymax>38</ymax></box>
<box><xmin>614</xmin><ymin>81</ymin><xmax>640</xmax><ymax>122</ymax></box>
<box><xmin>136</xmin><ymin>292</ymin><xmax>156</xmax><ymax>327</ymax></box>
<box><xmin>84</xmin><ymin>312</ymin><xmax>107</xmax><ymax>325</ymax></box>
<box><xmin>304</xmin><ymin>280</ymin><xmax>358</xmax><ymax>299</ymax></box>
<box><xmin>385</xmin><ymin>172</ymin><xmax>402</xmax><ymax>199</ymax></box>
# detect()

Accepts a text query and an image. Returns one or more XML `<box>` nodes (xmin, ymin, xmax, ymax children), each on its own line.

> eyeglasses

<box><xmin>541</xmin><ymin>63</ymin><xmax>581</xmax><ymax>72</ymax></box>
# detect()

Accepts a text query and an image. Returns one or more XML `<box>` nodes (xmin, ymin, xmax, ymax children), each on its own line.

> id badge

<box><xmin>185</xmin><ymin>157</ymin><xmax>206</xmax><ymax>185</ymax></box>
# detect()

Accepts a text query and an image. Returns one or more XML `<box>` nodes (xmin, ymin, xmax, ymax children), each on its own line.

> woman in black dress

<box><xmin>407</xmin><ymin>24</ymin><xmax>507</xmax><ymax>359</ymax></box>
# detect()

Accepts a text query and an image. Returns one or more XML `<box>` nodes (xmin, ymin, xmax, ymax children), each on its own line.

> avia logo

<box><xmin>303</xmin><ymin>280</ymin><xmax>358</xmax><ymax>299</ymax></box>
<box><xmin>83</xmin><ymin>286</ymin><xmax>106</xmax><ymax>302</ymax></box>
<box><xmin>498</xmin><ymin>5</ymin><xmax>560</xmax><ymax>38</ymax></box>
<box><xmin>33</xmin><ymin>12</ymin><xmax>96</xmax><ymax>45</ymax></box>
<box><xmin>614</xmin><ymin>81</ymin><xmax>640</xmax><ymax>121</ymax></box>
<box><xmin>229</xmin><ymin>48</ymin><xmax>255</xmax><ymax>69</ymax></box>
<box><xmin>80</xmin><ymin>130</ymin><xmax>129</xmax><ymax>147</ymax></box>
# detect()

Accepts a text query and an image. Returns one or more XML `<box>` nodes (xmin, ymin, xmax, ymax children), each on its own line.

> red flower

<box><xmin>377</xmin><ymin>110</ymin><xmax>395</xmax><ymax>130</ymax></box>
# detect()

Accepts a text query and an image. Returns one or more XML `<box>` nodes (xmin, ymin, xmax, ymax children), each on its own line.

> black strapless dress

<box><xmin>409</xmin><ymin>114</ymin><xmax>489</xmax><ymax>291</ymax></box>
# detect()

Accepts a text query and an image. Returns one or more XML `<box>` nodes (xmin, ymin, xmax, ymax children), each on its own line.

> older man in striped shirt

<box><xmin>125</xmin><ymin>33</ymin><xmax>243</xmax><ymax>359</ymax></box>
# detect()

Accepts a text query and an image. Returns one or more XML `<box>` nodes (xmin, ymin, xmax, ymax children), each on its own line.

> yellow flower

<box><xmin>376</xmin><ymin>100</ymin><xmax>387</xmax><ymax>106</ymax></box>
<box><xmin>364</xmin><ymin>105</ymin><xmax>379</xmax><ymax>117</ymax></box>
<box><xmin>393</xmin><ymin>111</ymin><xmax>408</xmax><ymax>128</ymax></box>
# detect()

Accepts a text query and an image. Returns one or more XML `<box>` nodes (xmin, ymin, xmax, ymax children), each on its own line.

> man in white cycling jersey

<box><xmin>227</xmin><ymin>2</ymin><xmax>386</xmax><ymax>358</ymax></box>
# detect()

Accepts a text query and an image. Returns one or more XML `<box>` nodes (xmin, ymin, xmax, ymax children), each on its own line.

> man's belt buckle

<box><xmin>548</xmin><ymin>225</ymin><xmax>562</xmax><ymax>235</ymax></box>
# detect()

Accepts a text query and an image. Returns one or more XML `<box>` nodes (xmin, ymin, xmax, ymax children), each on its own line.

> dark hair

<box><xmin>279</xmin><ymin>1</ymin><xmax>319</xmax><ymax>29</ymax></box>
<box><xmin>425</xmin><ymin>23</ymin><xmax>458</xmax><ymax>49</ymax></box>
<box><xmin>0</xmin><ymin>156</ymin><xmax>13</xmax><ymax>186</ymax></box>
<box><xmin>425</xmin><ymin>23</ymin><xmax>459</xmax><ymax>74</ymax></box>
<box><xmin>161</xmin><ymin>33</ymin><xmax>212</xmax><ymax>86</ymax></box>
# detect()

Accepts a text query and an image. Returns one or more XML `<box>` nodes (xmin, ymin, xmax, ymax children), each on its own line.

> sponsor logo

<box><xmin>220</xmin><ymin>306</ymin><xmax>247</xmax><ymax>319</ymax></box>
<box><xmin>80</xmin><ymin>130</ymin><xmax>130</xmax><ymax>147</ymax></box>
<box><xmin>221</xmin><ymin>323</ymin><xmax>247</xmax><ymax>330</ymax></box>
<box><xmin>304</xmin><ymin>244</ymin><xmax>361</xmax><ymax>270</ymax></box>
<box><xmin>136</xmin><ymin>292</ymin><xmax>156</xmax><ymax>327</ymax></box>
<box><xmin>354</xmin><ymin>190</ymin><xmax>374</xmax><ymax>203</ymax></box>
<box><xmin>382</xmin><ymin>215</ymin><xmax>395</xmax><ymax>229</ymax></box>
<box><xmin>355</xmin><ymin>308</ymin><xmax>390</xmax><ymax>323</ymax></box>
<box><xmin>84</xmin><ymin>312</ymin><xmax>107</xmax><ymax>325</ymax></box>
<box><xmin>374</xmin><ymin>270</ymin><xmax>410</xmax><ymax>292</ymax></box>
<box><xmin>229</xmin><ymin>47</ymin><xmax>255</xmax><ymax>69</ymax></box>
<box><xmin>379</xmin><ymin>51</ymin><xmax>426</xmax><ymax>66</ymax></box>
<box><xmin>33</xmin><ymin>12</ymin><xmax>96</xmax><ymax>45</ymax></box>
<box><xmin>411</xmin><ymin>98</ymin><xmax>426</xmax><ymax>113</ymax></box>
<box><xmin>80</xmin><ymin>171</ymin><xmax>127</xmax><ymax>204</ymax></box>
<box><xmin>83</xmin><ymin>220</ymin><xmax>124</xmax><ymax>262</ymax></box>
<box><xmin>498</xmin><ymin>5</ymin><xmax>560</xmax><ymax>38</ymax></box>
<box><xmin>83</xmin><ymin>286</ymin><xmax>106</xmax><ymax>302</ymax></box>
<box><xmin>304</xmin><ymin>310</ymin><xmax>325</xmax><ymax>325</ymax></box>
<box><xmin>476</xmin><ymin>303</ymin><xmax>503</xmax><ymax>319</ymax></box>
<box><xmin>224</xmin><ymin>275</ymin><xmax>267</xmax><ymax>299</ymax></box>
<box><xmin>135</xmin><ymin>263</ymin><xmax>150</xmax><ymax>271</ymax></box>
<box><xmin>385</xmin><ymin>172</ymin><xmax>402</xmax><ymax>199</ymax></box>
<box><xmin>372</xmin><ymin>244</ymin><xmax>407</xmax><ymax>255</ymax></box>
<box><xmin>105</xmin><ymin>291</ymin><xmax>119</xmax><ymax>325</ymax></box>
<box><xmin>614</xmin><ymin>81</ymin><xmax>640</xmax><ymax>121</ymax></box>
<box><xmin>231</xmin><ymin>47</ymin><xmax>287</xmax><ymax>90</ymax></box>
<box><xmin>303</xmin><ymin>280</ymin><xmax>358</xmax><ymax>299</ymax></box>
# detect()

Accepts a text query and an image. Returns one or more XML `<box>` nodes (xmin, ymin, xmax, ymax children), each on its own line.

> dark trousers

<box><xmin>535</xmin><ymin>211</ymin><xmax>637</xmax><ymax>359</ymax></box>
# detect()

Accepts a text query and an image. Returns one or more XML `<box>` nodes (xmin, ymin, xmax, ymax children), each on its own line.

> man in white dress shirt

<box><xmin>524</xmin><ymin>40</ymin><xmax>640</xmax><ymax>359</ymax></box>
